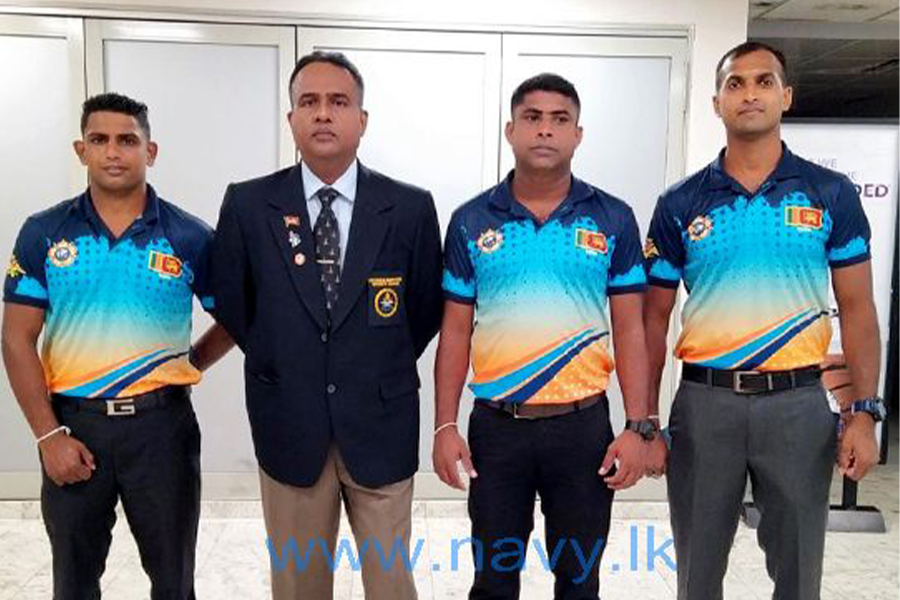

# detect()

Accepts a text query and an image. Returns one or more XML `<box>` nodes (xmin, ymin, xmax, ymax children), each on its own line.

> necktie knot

<box><xmin>317</xmin><ymin>187</ymin><xmax>338</xmax><ymax>210</ymax></box>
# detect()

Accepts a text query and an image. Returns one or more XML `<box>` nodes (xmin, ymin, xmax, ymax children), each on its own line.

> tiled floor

<box><xmin>1</xmin><ymin>424</ymin><xmax>897</xmax><ymax>599</ymax></box>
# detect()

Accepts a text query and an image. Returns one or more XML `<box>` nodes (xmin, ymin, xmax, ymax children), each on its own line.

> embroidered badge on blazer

<box><xmin>368</xmin><ymin>274</ymin><xmax>404</xmax><ymax>326</ymax></box>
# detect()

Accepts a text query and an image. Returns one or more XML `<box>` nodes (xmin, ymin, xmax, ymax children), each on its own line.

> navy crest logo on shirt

<box><xmin>688</xmin><ymin>216</ymin><xmax>713</xmax><ymax>241</ymax></box>
<box><xmin>476</xmin><ymin>228</ymin><xmax>504</xmax><ymax>254</ymax></box>
<box><xmin>47</xmin><ymin>240</ymin><xmax>77</xmax><ymax>268</ymax></box>
<box><xmin>6</xmin><ymin>255</ymin><xmax>25</xmax><ymax>278</ymax></box>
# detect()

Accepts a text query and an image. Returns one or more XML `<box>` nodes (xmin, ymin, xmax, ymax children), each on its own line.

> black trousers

<box><xmin>42</xmin><ymin>389</ymin><xmax>201</xmax><ymax>600</ymax></box>
<box><xmin>467</xmin><ymin>400</ymin><xmax>615</xmax><ymax>600</ymax></box>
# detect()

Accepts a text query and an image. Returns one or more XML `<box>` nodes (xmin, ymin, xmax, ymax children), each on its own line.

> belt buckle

<box><xmin>511</xmin><ymin>403</ymin><xmax>536</xmax><ymax>420</ymax></box>
<box><xmin>106</xmin><ymin>398</ymin><xmax>136</xmax><ymax>416</ymax></box>
<box><xmin>733</xmin><ymin>371</ymin><xmax>761</xmax><ymax>394</ymax></box>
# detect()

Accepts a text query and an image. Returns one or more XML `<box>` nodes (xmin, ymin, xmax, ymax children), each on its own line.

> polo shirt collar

<box><xmin>489</xmin><ymin>170</ymin><xmax>593</xmax><ymax>217</ymax></box>
<box><xmin>706</xmin><ymin>142</ymin><xmax>801</xmax><ymax>192</ymax></box>
<box><xmin>75</xmin><ymin>183</ymin><xmax>161</xmax><ymax>235</ymax></box>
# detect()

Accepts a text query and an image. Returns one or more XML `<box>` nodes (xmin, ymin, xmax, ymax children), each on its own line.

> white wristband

<box><xmin>434</xmin><ymin>422</ymin><xmax>457</xmax><ymax>436</ymax></box>
<box><xmin>36</xmin><ymin>425</ymin><xmax>70</xmax><ymax>445</ymax></box>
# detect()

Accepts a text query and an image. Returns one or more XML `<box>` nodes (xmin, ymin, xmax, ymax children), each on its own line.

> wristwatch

<box><xmin>625</xmin><ymin>419</ymin><xmax>659</xmax><ymax>442</ymax></box>
<box><xmin>851</xmin><ymin>396</ymin><xmax>887</xmax><ymax>423</ymax></box>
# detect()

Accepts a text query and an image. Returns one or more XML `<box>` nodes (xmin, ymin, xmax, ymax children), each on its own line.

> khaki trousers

<box><xmin>260</xmin><ymin>446</ymin><xmax>417</xmax><ymax>600</ymax></box>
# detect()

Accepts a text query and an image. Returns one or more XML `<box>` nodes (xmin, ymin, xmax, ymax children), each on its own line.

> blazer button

<box><xmin>321</xmin><ymin>332</ymin><xmax>328</xmax><ymax>343</ymax></box>
<box><xmin>327</xmin><ymin>384</ymin><xmax>337</xmax><ymax>394</ymax></box>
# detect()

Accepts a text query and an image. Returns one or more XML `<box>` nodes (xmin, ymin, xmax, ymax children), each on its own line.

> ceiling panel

<box><xmin>764</xmin><ymin>37</ymin><xmax>857</xmax><ymax>60</ymax></box>
<box><xmin>751</xmin><ymin>32</ymin><xmax>897</xmax><ymax>118</ymax></box>
<box><xmin>762</xmin><ymin>0</ymin><xmax>900</xmax><ymax>22</ymax></box>
<box><xmin>799</xmin><ymin>55</ymin><xmax>898</xmax><ymax>74</ymax></box>
<box><xmin>824</xmin><ymin>38</ymin><xmax>900</xmax><ymax>59</ymax></box>
<box><xmin>750</xmin><ymin>0</ymin><xmax>793</xmax><ymax>18</ymax></box>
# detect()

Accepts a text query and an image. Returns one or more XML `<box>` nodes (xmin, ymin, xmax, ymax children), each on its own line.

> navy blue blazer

<box><xmin>212</xmin><ymin>163</ymin><xmax>443</xmax><ymax>488</ymax></box>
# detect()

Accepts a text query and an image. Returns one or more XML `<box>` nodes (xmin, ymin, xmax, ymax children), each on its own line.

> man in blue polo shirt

<box><xmin>643</xmin><ymin>42</ymin><xmax>883</xmax><ymax>600</ymax></box>
<box><xmin>2</xmin><ymin>93</ymin><xmax>233</xmax><ymax>599</ymax></box>
<box><xmin>433</xmin><ymin>73</ymin><xmax>654</xmax><ymax>600</ymax></box>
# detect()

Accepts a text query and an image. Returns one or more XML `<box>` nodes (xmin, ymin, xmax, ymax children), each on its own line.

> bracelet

<box><xmin>36</xmin><ymin>425</ymin><xmax>70</xmax><ymax>445</ymax></box>
<box><xmin>434</xmin><ymin>422</ymin><xmax>457</xmax><ymax>436</ymax></box>
<box><xmin>647</xmin><ymin>414</ymin><xmax>660</xmax><ymax>421</ymax></box>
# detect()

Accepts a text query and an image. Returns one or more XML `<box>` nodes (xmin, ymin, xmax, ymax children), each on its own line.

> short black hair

<box><xmin>511</xmin><ymin>73</ymin><xmax>581</xmax><ymax>115</ymax></box>
<box><xmin>80</xmin><ymin>92</ymin><xmax>151</xmax><ymax>139</ymax></box>
<box><xmin>715</xmin><ymin>41</ymin><xmax>788</xmax><ymax>91</ymax></box>
<box><xmin>289</xmin><ymin>51</ymin><xmax>365</xmax><ymax>106</ymax></box>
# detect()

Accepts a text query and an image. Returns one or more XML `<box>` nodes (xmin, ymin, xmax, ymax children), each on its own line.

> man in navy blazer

<box><xmin>212</xmin><ymin>51</ymin><xmax>442</xmax><ymax>600</ymax></box>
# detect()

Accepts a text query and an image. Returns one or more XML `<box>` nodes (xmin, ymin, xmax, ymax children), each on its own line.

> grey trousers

<box><xmin>667</xmin><ymin>379</ymin><xmax>837</xmax><ymax>600</ymax></box>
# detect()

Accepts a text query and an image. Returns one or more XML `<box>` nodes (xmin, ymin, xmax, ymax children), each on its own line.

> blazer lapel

<box><xmin>267</xmin><ymin>166</ymin><xmax>328</xmax><ymax>331</ymax></box>
<box><xmin>329</xmin><ymin>164</ymin><xmax>394</xmax><ymax>333</ymax></box>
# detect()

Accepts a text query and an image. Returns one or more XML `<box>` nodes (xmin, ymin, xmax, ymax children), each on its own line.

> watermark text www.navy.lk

<box><xmin>267</xmin><ymin>525</ymin><xmax>675</xmax><ymax>583</ymax></box>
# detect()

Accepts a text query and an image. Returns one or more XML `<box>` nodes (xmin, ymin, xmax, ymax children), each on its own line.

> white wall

<box><xmin>7</xmin><ymin>0</ymin><xmax>749</xmax><ymax>174</ymax></box>
<box><xmin>0</xmin><ymin>0</ymin><xmax>750</xmax><ymax>500</ymax></box>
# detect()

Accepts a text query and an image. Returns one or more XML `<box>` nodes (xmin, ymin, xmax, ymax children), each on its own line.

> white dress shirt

<box><xmin>301</xmin><ymin>160</ymin><xmax>357</xmax><ymax>269</ymax></box>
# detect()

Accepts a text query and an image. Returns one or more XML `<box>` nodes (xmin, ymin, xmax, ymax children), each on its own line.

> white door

<box><xmin>0</xmin><ymin>15</ymin><xmax>85</xmax><ymax>482</ymax></box>
<box><xmin>298</xmin><ymin>27</ymin><xmax>503</xmax><ymax>495</ymax></box>
<box><xmin>85</xmin><ymin>19</ymin><xmax>296</xmax><ymax>493</ymax></box>
<box><xmin>501</xmin><ymin>34</ymin><xmax>688</xmax><ymax>443</ymax></box>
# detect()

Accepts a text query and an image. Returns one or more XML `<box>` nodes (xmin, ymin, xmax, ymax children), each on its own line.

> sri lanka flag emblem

<box><xmin>575</xmin><ymin>229</ymin><xmax>608</xmax><ymax>254</ymax></box>
<box><xmin>785</xmin><ymin>206</ymin><xmax>823</xmax><ymax>230</ymax></box>
<box><xmin>148</xmin><ymin>251</ymin><xmax>183</xmax><ymax>278</ymax></box>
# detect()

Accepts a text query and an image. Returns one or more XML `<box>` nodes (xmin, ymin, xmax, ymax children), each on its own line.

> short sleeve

<box><xmin>3</xmin><ymin>217</ymin><xmax>50</xmax><ymax>309</ymax></box>
<box><xmin>607</xmin><ymin>206</ymin><xmax>647</xmax><ymax>295</ymax></box>
<box><xmin>827</xmin><ymin>176</ymin><xmax>871</xmax><ymax>268</ymax></box>
<box><xmin>190</xmin><ymin>227</ymin><xmax>215</xmax><ymax>314</ymax></box>
<box><xmin>645</xmin><ymin>195</ymin><xmax>686</xmax><ymax>288</ymax></box>
<box><xmin>442</xmin><ymin>212</ymin><xmax>476</xmax><ymax>304</ymax></box>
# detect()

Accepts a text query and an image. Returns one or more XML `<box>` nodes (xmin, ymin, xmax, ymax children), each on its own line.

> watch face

<box><xmin>626</xmin><ymin>419</ymin><xmax>659</xmax><ymax>440</ymax></box>
<box><xmin>638</xmin><ymin>421</ymin><xmax>657</xmax><ymax>440</ymax></box>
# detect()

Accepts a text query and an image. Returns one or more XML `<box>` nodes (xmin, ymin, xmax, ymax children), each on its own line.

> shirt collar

<box><xmin>707</xmin><ymin>142</ymin><xmax>801</xmax><ymax>192</ymax></box>
<box><xmin>301</xmin><ymin>160</ymin><xmax>358</xmax><ymax>204</ymax></box>
<box><xmin>75</xmin><ymin>183</ymin><xmax>161</xmax><ymax>231</ymax></box>
<box><xmin>488</xmin><ymin>169</ymin><xmax>594</xmax><ymax>216</ymax></box>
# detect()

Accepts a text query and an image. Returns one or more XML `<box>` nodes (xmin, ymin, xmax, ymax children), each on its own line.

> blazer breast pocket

<box><xmin>368</xmin><ymin>272</ymin><xmax>406</xmax><ymax>327</ymax></box>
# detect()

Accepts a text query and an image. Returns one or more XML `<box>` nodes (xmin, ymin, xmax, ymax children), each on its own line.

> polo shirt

<box><xmin>443</xmin><ymin>172</ymin><xmax>647</xmax><ymax>405</ymax></box>
<box><xmin>645</xmin><ymin>144</ymin><xmax>871</xmax><ymax>371</ymax></box>
<box><xmin>3</xmin><ymin>185</ymin><xmax>214</xmax><ymax>398</ymax></box>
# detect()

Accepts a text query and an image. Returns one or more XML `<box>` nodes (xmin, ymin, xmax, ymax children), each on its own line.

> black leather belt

<box><xmin>478</xmin><ymin>393</ymin><xmax>603</xmax><ymax>419</ymax></box>
<box><xmin>52</xmin><ymin>386</ymin><xmax>190</xmax><ymax>416</ymax></box>
<box><xmin>683</xmin><ymin>364</ymin><xmax>821</xmax><ymax>394</ymax></box>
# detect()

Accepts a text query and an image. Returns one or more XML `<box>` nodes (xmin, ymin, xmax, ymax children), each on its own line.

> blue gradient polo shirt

<box><xmin>645</xmin><ymin>145</ymin><xmax>871</xmax><ymax>371</ymax></box>
<box><xmin>443</xmin><ymin>172</ymin><xmax>647</xmax><ymax>405</ymax></box>
<box><xmin>4</xmin><ymin>185</ymin><xmax>215</xmax><ymax>398</ymax></box>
